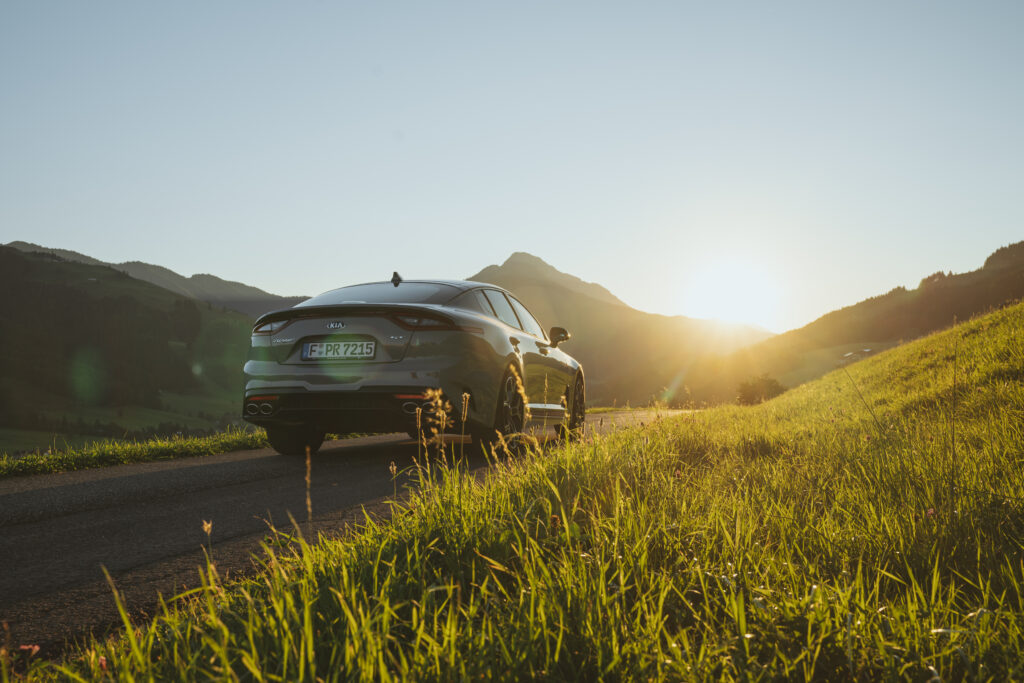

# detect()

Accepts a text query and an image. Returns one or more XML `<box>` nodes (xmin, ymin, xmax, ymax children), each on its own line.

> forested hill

<box><xmin>0</xmin><ymin>247</ymin><xmax>252</xmax><ymax>438</ymax></box>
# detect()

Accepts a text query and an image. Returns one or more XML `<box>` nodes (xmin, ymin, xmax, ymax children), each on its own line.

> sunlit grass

<box><xmin>0</xmin><ymin>428</ymin><xmax>269</xmax><ymax>478</ymax></box>
<box><xmin>8</xmin><ymin>302</ymin><xmax>1024</xmax><ymax>680</ymax></box>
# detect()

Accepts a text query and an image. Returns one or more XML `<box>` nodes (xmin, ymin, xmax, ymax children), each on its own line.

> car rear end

<box><xmin>242</xmin><ymin>289</ymin><xmax>503</xmax><ymax>437</ymax></box>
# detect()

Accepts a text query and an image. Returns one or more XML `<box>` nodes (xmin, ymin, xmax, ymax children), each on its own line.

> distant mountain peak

<box><xmin>471</xmin><ymin>252</ymin><xmax>628</xmax><ymax>308</ymax></box>
<box><xmin>502</xmin><ymin>252</ymin><xmax>551</xmax><ymax>268</ymax></box>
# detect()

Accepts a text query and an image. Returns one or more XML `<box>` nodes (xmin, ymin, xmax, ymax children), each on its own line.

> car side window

<box><xmin>483</xmin><ymin>290</ymin><xmax>522</xmax><ymax>330</ymax></box>
<box><xmin>451</xmin><ymin>290</ymin><xmax>489</xmax><ymax>314</ymax></box>
<box><xmin>472</xmin><ymin>290</ymin><xmax>496</xmax><ymax>315</ymax></box>
<box><xmin>508</xmin><ymin>296</ymin><xmax>546</xmax><ymax>340</ymax></box>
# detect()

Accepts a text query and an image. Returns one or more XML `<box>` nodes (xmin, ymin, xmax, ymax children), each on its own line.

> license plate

<box><xmin>303</xmin><ymin>341</ymin><xmax>376</xmax><ymax>360</ymax></box>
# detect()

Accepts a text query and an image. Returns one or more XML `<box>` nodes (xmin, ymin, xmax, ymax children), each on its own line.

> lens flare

<box><xmin>69</xmin><ymin>347</ymin><xmax>105</xmax><ymax>404</ymax></box>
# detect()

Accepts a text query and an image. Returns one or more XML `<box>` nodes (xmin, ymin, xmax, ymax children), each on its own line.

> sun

<box><xmin>679</xmin><ymin>258</ymin><xmax>784</xmax><ymax>331</ymax></box>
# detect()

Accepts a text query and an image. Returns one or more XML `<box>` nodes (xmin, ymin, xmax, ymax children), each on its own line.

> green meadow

<box><xmin>9</xmin><ymin>301</ymin><xmax>1024</xmax><ymax>680</ymax></box>
<box><xmin>0</xmin><ymin>428</ymin><xmax>269</xmax><ymax>478</ymax></box>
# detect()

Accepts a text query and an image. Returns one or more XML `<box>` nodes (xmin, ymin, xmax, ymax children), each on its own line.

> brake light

<box><xmin>253</xmin><ymin>320</ymin><xmax>288</xmax><ymax>335</ymax></box>
<box><xmin>392</xmin><ymin>314</ymin><xmax>455</xmax><ymax>331</ymax></box>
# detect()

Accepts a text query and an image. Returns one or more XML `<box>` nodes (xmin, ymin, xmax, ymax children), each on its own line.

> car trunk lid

<box><xmin>253</xmin><ymin>305</ymin><xmax>455</xmax><ymax>364</ymax></box>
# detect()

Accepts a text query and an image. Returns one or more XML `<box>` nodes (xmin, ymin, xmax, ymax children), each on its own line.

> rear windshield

<box><xmin>296</xmin><ymin>282</ymin><xmax>459</xmax><ymax>307</ymax></box>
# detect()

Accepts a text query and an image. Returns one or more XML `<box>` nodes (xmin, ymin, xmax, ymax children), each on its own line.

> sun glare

<box><xmin>679</xmin><ymin>259</ymin><xmax>784</xmax><ymax>332</ymax></box>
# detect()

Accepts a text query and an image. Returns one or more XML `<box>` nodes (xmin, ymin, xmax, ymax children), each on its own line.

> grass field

<box><xmin>0</xmin><ymin>428</ymin><xmax>269</xmax><ymax>478</ymax></box>
<box><xmin>0</xmin><ymin>380</ymin><xmax>245</xmax><ymax>454</ymax></box>
<box><xmin>8</xmin><ymin>301</ymin><xmax>1024</xmax><ymax>680</ymax></box>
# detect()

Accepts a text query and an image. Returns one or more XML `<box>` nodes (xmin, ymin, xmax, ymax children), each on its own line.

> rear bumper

<box><xmin>242</xmin><ymin>387</ymin><xmax>440</xmax><ymax>434</ymax></box>
<box><xmin>241</xmin><ymin>354</ymin><xmax>502</xmax><ymax>434</ymax></box>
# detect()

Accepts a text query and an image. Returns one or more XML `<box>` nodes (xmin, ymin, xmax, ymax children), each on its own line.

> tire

<box><xmin>472</xmin><ymin>366</ymin><xmax>526</xmax><ymax>450</ymax></box>
<box><xmin>563</xmin><ymin>373</ymin><xmax>585</xmax><ymax>441</ymax></box>
<box><xmin>498</xmin><ymin>367</ymin><xmax>527</xmax><ymax>436</ymax></box>
<box><xmin>265</xmin><ymin>425</ymin><xmax>325</xmax><ymax>457</ymax></box>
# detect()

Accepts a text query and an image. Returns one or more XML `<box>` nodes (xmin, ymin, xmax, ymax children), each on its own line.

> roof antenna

<box><xmin>391</xmin><ymin>271</ymin><xmax>402</xmax><ymax>287</ymax></box>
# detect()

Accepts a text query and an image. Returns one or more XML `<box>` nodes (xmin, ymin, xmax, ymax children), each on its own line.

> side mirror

<box><xmin>548</xmin><ymin>326</ymin><xmax>571</xmax><ymax>348</ymax></box>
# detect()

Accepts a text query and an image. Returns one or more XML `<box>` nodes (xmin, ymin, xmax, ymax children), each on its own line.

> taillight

<box><xmin>253</xmin><ymin>320</ymin><xmax>288</xmax><ymax>335</ymax></box>
<box><xmin>392</xmin><ymin>314</ymin><xmax>455</xmax><ymax>331</ymax></box>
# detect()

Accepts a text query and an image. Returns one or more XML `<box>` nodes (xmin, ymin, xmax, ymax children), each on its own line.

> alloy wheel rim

<box><xmin>502</xmin><ymin>375</ymin><xmax>524</xmax><ymax>433</ymax></box>
<box><xmin>571</xmin><ymin>377</ymin><xmax>585</xmax><ymax>428</ymax></box>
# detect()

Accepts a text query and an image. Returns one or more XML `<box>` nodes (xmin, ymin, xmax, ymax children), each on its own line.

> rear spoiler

<box><xmin>251</xmin><ymin>304</ymin><xmax>457</xmax><ymax>333</ymax></box>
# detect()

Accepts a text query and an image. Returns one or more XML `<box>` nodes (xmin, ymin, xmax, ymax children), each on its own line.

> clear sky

<box><xmin>2</xmin><ymin>2</ymin><xmax>1021</xmax><ymax>332</ymax></box>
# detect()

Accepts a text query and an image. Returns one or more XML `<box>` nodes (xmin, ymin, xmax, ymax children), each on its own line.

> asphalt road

<box><xmin>0</xmin><ymin>409</ymin><xmax>671</xmax><ymax>654</ymax></box>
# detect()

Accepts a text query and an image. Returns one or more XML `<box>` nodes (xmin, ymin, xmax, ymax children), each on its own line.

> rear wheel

<box><xmin>498</xmin><ymin>368</ymin><xmax>527</xmax><ymax>436</ymax></box>
<box><xmin>564</xmin><ymin>373</ymin><xmax>585</xmax><ymax>441</ymax></box>
<box><xmin>472</xmin><ymin>366</ymin><xmax>526</xmax><ymax>449</ymax></box>
<box><xmin>265</xmin><ymin>425</ymin><xmax>325</xmax><ymax>457</ymax></box>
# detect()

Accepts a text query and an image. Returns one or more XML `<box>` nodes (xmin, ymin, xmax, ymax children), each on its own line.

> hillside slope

<box><xmin>0</xmin><ymin>247</ymin><xmax>253</xmax><ymax>450</ymax></box>
<box><xmin>6</xmin><ymin>241</ymin><xmax>306</xmax><ymax>318</ymax></box>
<box><xmin>681</xmin><ymin>239</ymin><xmax>1024</xmax><ymax>402</ymax></box>
<box><xmin>469</xmin><ymin>252</ymin><xmax>773</xmax><ymax>405</ymax></box>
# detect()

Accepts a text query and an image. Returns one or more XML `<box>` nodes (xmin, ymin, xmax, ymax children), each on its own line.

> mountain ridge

<box><xmin>6</xmin><ymin>241</ymin><xmax>306</xmax><ymax>318</ymax></box>
<box><xmin>471</xmin><ymin>252</ymin><xmax>629</xmax><ymax>308</ymax></box>
<box><xmin>467</xmin><ymin>252</ymin><xmax>773</xmax><ymax>404</ymax></box>
<box><xmin>7</xmin><ymin>237</ymin><xmax>1021</xmax><ymax>409</ymax></box>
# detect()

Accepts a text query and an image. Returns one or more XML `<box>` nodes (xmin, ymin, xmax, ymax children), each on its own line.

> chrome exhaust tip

<box><xmin>245</xmin><ymin>403</ymin><xmax>259</xmax><ymax>416</ymax></box>
<box><xmin>259</xmin><ymin>403</ymin><xmax>274</xmax><ymax>415</ymax></box>
<box><xmin>401</xmin><ymin>401</ymin><xmax>419</xmax><ymax>414</ymax></box>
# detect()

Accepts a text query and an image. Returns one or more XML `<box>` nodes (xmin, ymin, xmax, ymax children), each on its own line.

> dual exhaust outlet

<box><xmin>245</xmin><ymin>395</ymin><xmax>279</xmax><ymax>417</ymax></box>
<box><xmin>401</xmin><ymin>401</ymin><xmax>439</xmax><ymax>415</ymax></box>
<box><xmin>245</xmin><ymin>402</ymin><xmax>275</xmax><ymax>416</ymax></box>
